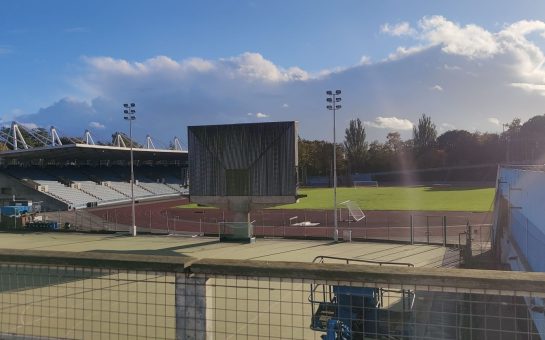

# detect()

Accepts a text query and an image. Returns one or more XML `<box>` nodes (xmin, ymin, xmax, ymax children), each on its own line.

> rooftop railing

<box><xmin>0</xmin><ymin>249</ymin><xmax>543</xmax><ymax>339</ymax></box>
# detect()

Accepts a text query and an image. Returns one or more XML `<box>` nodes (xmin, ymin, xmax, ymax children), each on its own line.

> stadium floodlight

<box><xmin>326</xmin><ymin>90</ymin><xmax>342</xmax><ymax>242</ymax></box>
<box><xmin>123</xmin><ymin>102</ymin><xmax>137</xmax><ymax>237</ymax></box>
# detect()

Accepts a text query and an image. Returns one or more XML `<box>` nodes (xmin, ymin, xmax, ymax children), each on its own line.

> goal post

<box><xmin>339</xmin><ymin>200</ymin><xmax>366</xmax><ymax>222</ymax></box>
<box><xmin>353</xmin><ymin>180</ymin><xmax>378</xmax><ymax>188</ymax></box>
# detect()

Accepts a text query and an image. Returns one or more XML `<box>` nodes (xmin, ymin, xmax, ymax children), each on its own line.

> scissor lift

<box><xmin>309</xmin><ymin>256</ymin><xmax>415</xmax><ymax>339</ymax></box>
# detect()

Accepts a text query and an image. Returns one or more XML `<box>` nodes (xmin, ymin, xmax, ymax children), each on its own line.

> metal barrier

<box><xmin>0</xmin><ymin>249</ymin><xmax>544</xmax><ymax>339</ymax></box>
<box><xmin>0</xmin><ymin>249</ymin><xmax>184</xmax><ymax>339</ymax></box>
<box><xmin>38</xmin><ymin>208</ymin><xmax>492</xmax><ymax>248</ymax></box>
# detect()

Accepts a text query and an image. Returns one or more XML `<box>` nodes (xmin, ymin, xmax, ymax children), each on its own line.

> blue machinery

<box><xmin>309</xmin><ymin>256</ymin><xmax>415</xmax><ymax>339</ymax></box>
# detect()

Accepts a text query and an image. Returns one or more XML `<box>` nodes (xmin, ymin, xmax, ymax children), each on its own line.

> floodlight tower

<box><xmin>326</xmin><ymin>90</ymin><xmax>341</xmax><ymax>241</ymax></box>
<box><xmin>123</xmin><ymin>103</ymin><xmax>137</xmax><ymax>237</ymax></box>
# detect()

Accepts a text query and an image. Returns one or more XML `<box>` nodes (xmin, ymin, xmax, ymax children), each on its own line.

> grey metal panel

<box><xmin>188</xmin><ymin>121</ymin><xmax>297</xmax><ymax>197</ymax></box>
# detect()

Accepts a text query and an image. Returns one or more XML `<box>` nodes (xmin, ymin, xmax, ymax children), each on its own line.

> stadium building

<box><xmin>0</xmin><ymin>122</ymin><xmax>188</xmax><ymax>212</ymax></box>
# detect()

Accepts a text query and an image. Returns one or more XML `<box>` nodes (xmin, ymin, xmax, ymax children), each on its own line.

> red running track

<box><xmin>88</xmin><ymin>197</ymin><xmax>492</xmax><ymax>244</ymax></box>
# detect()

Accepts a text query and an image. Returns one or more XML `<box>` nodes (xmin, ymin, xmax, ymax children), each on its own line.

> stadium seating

<box><xmin>5</xmin><ymin>168</ymin><xmax>98</xmax><ymax>209</ymax></box>
<box><xmin>54</xmin><ymin>168</ymin><xmax>129</xmax><ymax>202</ymax></box>
<box><xmin>2</xmin><ymin>166</ymin><xmax>187</xmax><ymax>209</ymax></box>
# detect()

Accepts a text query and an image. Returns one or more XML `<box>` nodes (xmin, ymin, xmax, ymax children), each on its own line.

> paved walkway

<box><xmin>0</xmin><ymin>232</ymin><xmax>458</xmax><ymax>267</ymax></box>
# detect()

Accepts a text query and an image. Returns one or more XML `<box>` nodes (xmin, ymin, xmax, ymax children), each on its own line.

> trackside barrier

<box><xmin>45</xmin><ymin>208</ymin><xmax>492</xmax><ymax>249</ymax></box>
<box><xmin>0</xmin><ymin>249</ymin><xmax>543</xmax><ymax>339</ymax></box>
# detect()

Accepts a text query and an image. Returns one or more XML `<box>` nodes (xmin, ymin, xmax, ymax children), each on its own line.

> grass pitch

<box><xmin>181</xmin><ymin>186</ymin><xmax>495</xmax><ymax>212</ymax></box>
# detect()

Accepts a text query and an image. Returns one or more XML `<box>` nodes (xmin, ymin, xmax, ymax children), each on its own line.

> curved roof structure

<box><xmin>0</xmin><ymin>144</ymin><xmax>187</xmax><ymax>162</ymax></box>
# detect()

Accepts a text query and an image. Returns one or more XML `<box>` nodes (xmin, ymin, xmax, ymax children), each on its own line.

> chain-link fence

<box><xmin>0</xmin><ymin>249</ymin><xmax>544</xmax><ymax>339</ymax></box>
<box><xmin>9</xmin><ymin>189</ymin><xmax>492</xmax><ymax>252</ymax></box>
<box><xmin>29</xmin><ymin>207</ymin><xmax>492</xmax><ymax>251</ymax></box>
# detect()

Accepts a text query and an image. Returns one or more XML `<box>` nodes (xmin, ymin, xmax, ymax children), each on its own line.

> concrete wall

<box><xmin>0</xmin><ymin>171</ymin><xmax>68</xmax><ymax>211</ymax></box>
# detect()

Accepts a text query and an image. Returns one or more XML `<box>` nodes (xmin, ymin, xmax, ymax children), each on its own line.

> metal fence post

<box><xmin>175</xmin><ymin>273</ymin><xmax>208</xmax><ymax>340</ymax></box>
<box><xmin>426</xmin><ymin>216</ymin><xmax>430</xmax><ymax>244</ymax></box>
<box><xmin>410</xmin><ymin>215</ymin><xmax>414</xmax><ymax>245</ymax></box>
<box><xmin>387</xmin><ymin>215</ymin><xmax>390</xmax><ymax>241</ymax></box>
<box><xmin>442</xmin><ymin>215</ymin><xmax>447</xmax><ymax>247</ymax></box>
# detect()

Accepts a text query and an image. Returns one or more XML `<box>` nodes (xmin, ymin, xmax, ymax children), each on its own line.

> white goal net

<box><xmin>340</xmin><ymin>200</ymin><xmax>366</xmax><ymax>222</ymax></box>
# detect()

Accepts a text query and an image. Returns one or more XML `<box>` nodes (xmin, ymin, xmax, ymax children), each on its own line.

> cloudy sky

<box><xmin>2</xmin><ymin>0</ymin><xmax>545</xmax><ymax>146</ymax></box>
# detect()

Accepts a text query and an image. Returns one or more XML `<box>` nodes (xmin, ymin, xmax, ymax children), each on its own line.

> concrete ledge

<box><xmin>1</xmin><ymin>248</ymin><xmax>545</xmax><ymax>294</ymax></box>
<box><xmin>189</xmin><ymin>258</ymin><xmax>545</xmax><ymax>293</ymax></box>
<box><xmin>0</xmin><ymin>248</ymin><xmax>191</xmax><ymax>272</ymax></box>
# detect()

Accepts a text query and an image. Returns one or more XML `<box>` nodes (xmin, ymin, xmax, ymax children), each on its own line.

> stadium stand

<box><xmin>88</xmin><ymin>167</ymin><xmax>155</xmax><ymax>197</ymax></box>
<box><xmin>4</xmin><ymin>167</ymin><xmax>99</xmax><ymax>209</ymax></box>
<box><xmin>54</xmin><ymin>167</ymin><xmax>129</xmax><ymax>202</ymax></box>
<box><xmin>1</xmin><ymin>165</ymin><xmax>188</xmax><ymax>209</ymax></box>
<box><xmin>0</xmin><ymin>125</ymin><xmax>188</xmax><ymax>210</ymax></box>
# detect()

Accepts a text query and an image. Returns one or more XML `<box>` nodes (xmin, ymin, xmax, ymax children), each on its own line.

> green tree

<box><xmin>366</xmin><ymin>141</ymin><xmax>390</xmax><ymax>172</ymax></box>
<box><xmin>385</xmin><ymin>132</ymin><xmax>403</xmax><ymax>153</ymax></box>
<box><xmin>343</xmin><ymin>118</ymin><xmax>367</xmax><ymax>172</ymax></box>
<box><xmin>412</xmin><ymin>114</ymin><xmax>437</xmax><ymax>155</ymax></box>
<box><xmin>437</xmin><ymin>130</ymin><xmax>478</xmax><ymax>165</ymax></box>
<box><xmin>519</xmin><ymin>115</ymin><xmax>545</xmax><ymax>161</ymax></box>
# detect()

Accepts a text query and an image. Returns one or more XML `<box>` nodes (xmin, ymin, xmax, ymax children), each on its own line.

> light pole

<box><xmin>326</xmin><ymin>90</ymin><xmax>341</xmax><ymax>241</ymax></box>
<box><xmin>123</xmin><ymin>103</ymin><xmax>137</xmax><ymax>237</ymax></box>
<box><xmin>502</xmin><ymin>123</ymin><xmax>510</xmax><ymax>163</ymax></box>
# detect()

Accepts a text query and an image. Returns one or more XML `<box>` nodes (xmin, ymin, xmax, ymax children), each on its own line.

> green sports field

<box><xmin>181</xmin><ymin>186</ymin><xmax>495</xmax><ymax>212</ymax></box>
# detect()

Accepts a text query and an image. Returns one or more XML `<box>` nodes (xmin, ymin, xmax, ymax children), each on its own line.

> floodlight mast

<box><xmin>326</xmin><ymin>90</ymin><xmax>342</xmax><ymax>241</ymax></box>
<box><xmin>123</xmin><ymin>103</ymin><xmax>137</xmax><ymax>237</ymax></box>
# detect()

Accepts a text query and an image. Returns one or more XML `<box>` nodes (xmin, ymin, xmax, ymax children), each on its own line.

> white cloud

<box><xmin>84</xmin><ymin>52</ymin><xmax>309</xmax><ymax>83</ymax></box>
<box><xmin>387</xmin><ymin>45</ymin><xmax>427</xmax><ymax>61</ymax></box>
<box><xmin>282</xmin><ymin>103</ymin><xmax>289</xmax><ymax>108</ymax></box>
<box><xmin>359</xmin><ymin>56</ymin><xmax>372</xmax><ymax>65</ymax></box>
<box><xmin>418</xmin><ymin>16</ymin><xmax>499</xmax><ymax>59</ymax></box>
<box><xmin>247</xmin><ymin>112</ymin><xmax>269</xmax><ymax>118</ymax></box>
<box><xmin>510</xmin><ymin>83</ymin><xmax>545</xmax><ymax>95</ymax></box>
<box><xmin>19</xmin><ymin>16</ymin><xmax>545</xmax><ymax>142</ymax></box>
<box><xmin>365</xmin><ymin>117</ymin><xmax>414</xmax><ymax>131</ymax></box>
<box><xmin>89</xmin><ymin>121</ymin><xmax>105</xmax><ymax>129</ymax></box>
<box><xmin>440</xmin><ymin>123</ymin><xmax>455</xmax><ymax>132</ymax></box>
<box><xmin>430</xmin><ymin>85</ymin><xmax>443</xmax><ymax>91</ymax></box>
<box><xmin>224</xmin><ymin>52</ymin><xmax>309</xmax><ymax>82</ymax></box>
<box><xmin>383</xmin><ymin>16</ymin><xmax>545</xmax><ymax>96</ymax></box>
<box><xmin>488</xmin><ymin>117</ymin><xmax>501</xmax><ymax>125</ymax></box>
<box><xmin>381</xmin><ymin>22</ymin><xmax>416</xmax><ymax>37</ymax></box>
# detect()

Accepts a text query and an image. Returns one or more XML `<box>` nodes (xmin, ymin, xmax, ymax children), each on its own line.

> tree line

<box><xmin>299</xmin><ymin>113</ymin><xmax>545</xmax><ymax>180</ymax></box>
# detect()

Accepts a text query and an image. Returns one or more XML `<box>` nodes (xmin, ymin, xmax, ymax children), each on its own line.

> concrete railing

<box><xmin>0</xmin><ymin>249</ymin><xmax>543</xmax><ymax>339</ymax></box>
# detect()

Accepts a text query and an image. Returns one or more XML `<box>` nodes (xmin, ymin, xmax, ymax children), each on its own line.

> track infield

<box><xmin>179</xmin><ymin>186</ymin><xmax>495</xmax><ymax>212</ymax></box>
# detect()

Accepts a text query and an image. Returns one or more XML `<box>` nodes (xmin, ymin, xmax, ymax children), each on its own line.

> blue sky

<box><xmin>2</xmin><ymin>0</ymin><xmax>545</xmax><ymax>145</ymax></box>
